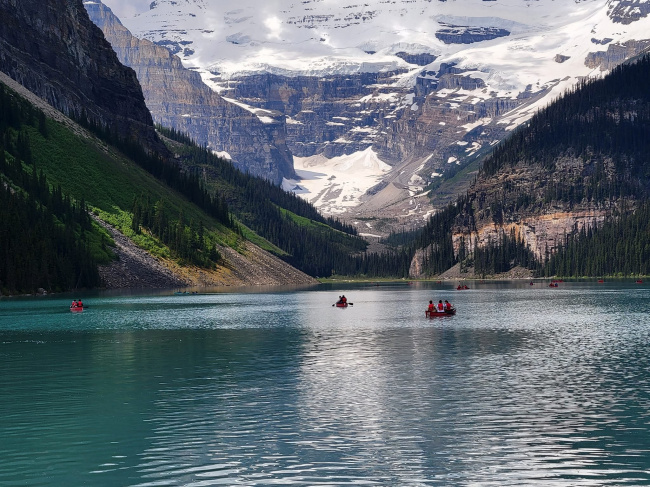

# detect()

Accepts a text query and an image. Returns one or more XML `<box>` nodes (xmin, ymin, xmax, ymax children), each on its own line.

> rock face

<box><xmin>608</xmin><ymin>0</ymin><xmax>650</xmax><ymax>24</ymax></box>
<box><xmin>219</xmin><ymin>71</ymin><xmax>408</xmax><ymax>159</ymax></box>
<box><xmin>0</xmin><ymin>0</ymin><xmax>164</xmax><ymax>155</ymax></box>
<box><xmin>435</xmin><ymin>25</ymin><xmax>510</xmax><ymax>44</ymax></box>
<box><xmin>585</xmin><ymin>40</ymin><xmax>650</xmax><ymax>71</ymax></box>
<box><xmin>85</xmin><ymin>1</ymin><xmax>295</xmax><ymax>183</ymax></box>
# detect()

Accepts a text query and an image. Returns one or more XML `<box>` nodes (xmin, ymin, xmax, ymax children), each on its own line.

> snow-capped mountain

<box><xmin>119</xmin><ymin>0</ymin><xmax>648</xmax><ymax>81</ymax></box>
<box><xmin>109</xmin><ymin>0</ymin><xmax>650</xmax><ymax>231</ymax></box>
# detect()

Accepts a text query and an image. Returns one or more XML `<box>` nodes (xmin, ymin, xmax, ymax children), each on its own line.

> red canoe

<box><xmin>70</xmin><ymin>306</ymin><xmax>84</xmax><ymax>312</ymax></box>
<box><xmin>426</xmin><ymin>309</ymin><xmax>456</xmax><ymax>317</ymax></box>
<box><xmin>335</xmin><ymin>302</ymin><xmax>348</xmax><ymax>308</ymax></box>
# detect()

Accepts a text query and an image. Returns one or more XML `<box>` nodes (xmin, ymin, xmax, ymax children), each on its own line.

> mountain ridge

<box><xmin>0</xmin><ymin>0</ymin><xmax>324</xmax><ymax>293</ymax></box>
<box><xmin>85</xmin><ymin>0</ymin><xmax>296</xmax><ymax>184</ymax></box>
<box><xmin>0</xmin><ymin>0</ymin><xmax>165</xmax><ymax>156</ymax></box>
<box><xmin>109</xmin><ymin>0</ymin><xmax>650</xmax><ymax>231</ymax></box>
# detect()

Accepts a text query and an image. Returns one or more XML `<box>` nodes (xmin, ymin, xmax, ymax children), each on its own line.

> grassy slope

<box><xmin>24</xmin><ymin>116</ymin><xmax>246</xmax><ymax>260</ymax></box>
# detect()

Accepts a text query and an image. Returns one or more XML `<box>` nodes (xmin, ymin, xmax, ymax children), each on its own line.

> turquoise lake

<box><xmin>1</xmin><ymin>281</ymin><xmax>650</xmax><ymax>486</ymax></box>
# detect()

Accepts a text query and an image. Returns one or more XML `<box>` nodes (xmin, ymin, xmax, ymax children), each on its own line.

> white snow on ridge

<box><xmin>282</xmin><ymin>147</ymin><xmax>391</xmax><ymax>215</ymax></box>
<box><xmin>106</xmin><ymin>0</ymin><xmax>650</xmax><ymax>103</ymax></box>
<box><xmin>106</xmin><ymin>0</ymin><xmax>650</xmax><ymax>114</ymax></box>
<box><xmin>222</xmin><ymin>96</ymin><xmax>278</xmax><ymax>124</ymax></box>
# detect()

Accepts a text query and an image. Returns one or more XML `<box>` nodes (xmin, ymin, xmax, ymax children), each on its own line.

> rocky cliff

<box><xmin>0</xmin><ymin>0</ymin><xmax>164</xmax><ymax>155</ymax></box>
<box><xmin>408</xmin><ymin>47</ymin><xmax>650</xmax><ymax>278</ymax></box>
<box><xmin>85</xmin><ymin>1</ymin><xmax>295</xmax><ymax>184</ymax></box>
<box><xmin>218</xmin><ymin>71</ymin><xmax>408</xmax><ymax>159</ymax></box>
<box><xmin>110</xmin><ymin>0</ymin><xmax>650</xmax><ymax>235</ymax></box>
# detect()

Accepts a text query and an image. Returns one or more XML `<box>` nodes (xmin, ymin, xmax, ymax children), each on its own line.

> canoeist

<box><xmin>428</xmin><ymin>300</ymin><xmax>435</xmax><ymax>312</ymax></box>
<box><xmin>437</xmin><ymin>300</ymin><xmax>444</xmax><ymax>311</ymax></box>
<box><xmin>444</xmin><ymin>300</ymin><xmax>453</xmax><ymax>311</ymax></box>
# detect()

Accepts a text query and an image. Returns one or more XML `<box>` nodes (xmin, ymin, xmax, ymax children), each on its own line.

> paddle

<box><xmin>332</xmin><ymin>302</ymin><xmax>354</xmax><ymax>306</ymax></box>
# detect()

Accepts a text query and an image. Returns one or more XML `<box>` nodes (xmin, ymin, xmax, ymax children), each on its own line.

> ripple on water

<box><xmin>2</xmin><ymin>284</ymin><xmax>650</xmax><ymax>485</ymax></box>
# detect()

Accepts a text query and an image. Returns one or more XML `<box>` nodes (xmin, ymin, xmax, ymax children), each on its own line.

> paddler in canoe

<box><xmin>426</xmin><ymin>299</ymin><xmax>455</xmax><ymax>317</ymax></box>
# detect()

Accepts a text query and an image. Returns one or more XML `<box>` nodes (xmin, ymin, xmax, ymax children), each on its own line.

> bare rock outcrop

<box><xmin>86</xmin><ymin>1</ymin><xmax>295</xmax><ymax>184</ymax></box>
<box><xmin>0</xmin><ymin>0</ymin><xmax>165</xmax><ymax>156</ymax></box>
<box><xmin>585</xmin><ymin>40</ymin><xmax>650</xmax><ymax>71</ymax></box>
<box><xmin>96</xmin><ymin>217</ymin><xmax>317</xmax><ymax>289</ymax></box>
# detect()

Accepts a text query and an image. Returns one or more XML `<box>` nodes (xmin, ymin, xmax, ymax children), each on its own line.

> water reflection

<box><xmin>1</xmin><ymin>283</ymin><xmax>650</xmax><ymax>485</ymax></box>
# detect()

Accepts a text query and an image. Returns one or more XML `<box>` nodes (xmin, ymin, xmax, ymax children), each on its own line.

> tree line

<box><xmin>157</xmin><ymin>125</ymin><xmax>367</xmax><ymax>277</ymax></box>
<box><xmin>336</xmin><ymin>54</ymin><xmax>650</xmax><ymax>279</ymax></box>
<box><xmin>75</xmin><ymin>112</ymin><xmax>234</xmax><ymax>229</ymax></box>
<box><xmin>130</xmin><ymin>195</ymin><xmax>223</xmax><ymax>268</ymax></box>
<box><xmin>0</xmin><ymin>85</ymin><xmax>107</xmax><ymax>293</ymax></box>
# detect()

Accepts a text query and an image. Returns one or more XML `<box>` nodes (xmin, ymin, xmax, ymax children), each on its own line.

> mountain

<box><xmin>0</xmin><ymin>0</ymin><xmax>164</xmax><ymax>156</ymax></box>
<box><xmin>408</xmin><ymin>53</ymin><xmax>650</xmax><ymax>279</ymax></box>
<box><xmin>0</xmin><ymin>0</ymin><xmax>323</xmax><ymax>294</ymax></box>
<box><xmin>109</xmin><ymin>0</ymin><xmax>650</xmax><ymax>231</ymax></box>
<box><xmin>85</xmin><ymin>1</ymin><xmax>296</xmax><ymax>184</ymax></box>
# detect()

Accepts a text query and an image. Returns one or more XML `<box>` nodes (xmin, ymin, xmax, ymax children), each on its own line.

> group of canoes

<box><xmin>333</xmin><ymin>295</ymin><xmax>456</xmax><ymax>316</ymax></box>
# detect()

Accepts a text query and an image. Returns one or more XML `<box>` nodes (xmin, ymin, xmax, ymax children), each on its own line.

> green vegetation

<box><xmin>158</xmin><ymin>125</ymin><xmax>368</xmax><ymax>277</ymax></box>
<box><xmin>0</xmin><ymin>86</ymin><xmax>111</xmax><ymax>293</ymax></box>
<box><xmin>0</xmin><ymin>82</ymin><xmax>240</xmax><ymax>293</ymax></box>
<box><xmin>0</xmin><ymin>78</ymin><xmax>373</xmax><ymax>294</ymax></box>
<box><xmin>481</xmin><ymin>55</ymin><xmax>650</xmax><ymax>202</ymax></box>
<box><xmin>341</xmin><ymin>54</ymin><xmax>650</xmax><ymax>279</ymax></box>
<box><xmin>543</xmin><ymin>202</ymin><xmax>650</xmax><ymax>277</ymax></box>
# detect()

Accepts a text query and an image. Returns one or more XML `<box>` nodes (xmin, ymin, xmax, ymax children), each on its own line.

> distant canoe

<box><xmin>70</xmin><ymin>306</ymin><xmax>84</xmax><ymax>312</ymax></box>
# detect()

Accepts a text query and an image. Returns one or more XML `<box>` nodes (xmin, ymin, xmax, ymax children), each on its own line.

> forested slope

<box><xmin>159</xmin><ymin>127</ymin><xmax>368</xmax><ymax>278</ymax></box>
<box><xmin>353</xmin><ymin>53</ymin><xmax>650</xmax><ymax>279</ymax></box>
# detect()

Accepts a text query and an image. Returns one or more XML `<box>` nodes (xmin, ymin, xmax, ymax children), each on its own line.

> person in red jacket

<box><xmin>428</xmin><ymin>300</ymin><xmax>435</xmax><ymax>312</ymax></box>
<box><xmin>437</xmin><ymin>300</ymin><xmax>444</xmax><ymax>311</ymax></box>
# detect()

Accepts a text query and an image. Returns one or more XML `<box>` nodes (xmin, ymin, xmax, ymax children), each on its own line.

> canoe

<box><xmin>70</xmin><ymin>306</ymin><xmax>84</xmax><ymax>312</ymax></box>
<box><xmin>335</xmin><ymin>302</ymin><xmax>348</xmax><ymax>308</ymax></box>
<box><xmin>426</xmin><ymin>309</ymin><xmax>456</xmax><ymax>317</ymax></box>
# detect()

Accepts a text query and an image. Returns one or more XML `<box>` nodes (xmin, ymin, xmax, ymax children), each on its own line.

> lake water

<box><xmin>2</xmin><ymin>281</ymin><xmax>650</xmax><ymax>486</ymax></box>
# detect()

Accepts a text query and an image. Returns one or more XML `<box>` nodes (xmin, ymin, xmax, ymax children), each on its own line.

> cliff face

<box><xmin>219</xmin><ymin>71</ymin><xmax>408</xmax><ymax>159</ymax></box>
<box><xmin>86</xmin><ymin>1</ymin><xmax>295</xmax><ymax>184</ymax></box>
<box><xmin>585</xmin><ymin>39</ymin><xmax>650</xmax><ymax>71</ymax></box>
<box><xmin>0</xmin><ymin>0</ymin><xmax>164</xmax><ymax>155</ymax></box>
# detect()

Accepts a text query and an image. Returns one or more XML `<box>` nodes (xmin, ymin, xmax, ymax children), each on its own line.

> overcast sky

<box><xmin>100</xmin><ymin>0</ymin><xmax>150</xmax><ymax>20</ymax></box>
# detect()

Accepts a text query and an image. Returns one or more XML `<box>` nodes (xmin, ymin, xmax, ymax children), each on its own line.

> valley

<box><xmin>103</xmin><ymin>0</ymin><xmax>650</xmax><ymax>236</ymax></box>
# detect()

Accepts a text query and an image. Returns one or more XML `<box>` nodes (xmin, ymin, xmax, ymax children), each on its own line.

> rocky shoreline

<box><xmin>96</xmin><ymin>218</ymin><xmax>317</xmax><ymax>290</ymax></box>
<box><xmin>96</xmin><ymin>218</ymin><xmax>189</xmax><ymax>290</ymax></box>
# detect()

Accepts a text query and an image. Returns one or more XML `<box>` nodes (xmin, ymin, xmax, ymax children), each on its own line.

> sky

<box><xmin>100</xmin><ymin>0</ymin><xmax>150</xmax><ymax>20</ymax></box>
